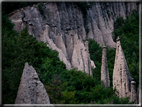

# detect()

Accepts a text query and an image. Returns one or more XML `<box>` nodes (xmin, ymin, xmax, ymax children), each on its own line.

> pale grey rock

<box><xmin>84</xmin><ymin>39</ymin><xmax>92</xmax><ymax>75</ymax></box>
<box><xmin>87</xmin><ymin>2</ymin><xmax>138</xmax><ymax>47</ymax></box>
<box><xmin>43</xmin><ymin>25</ymin><xmax>72</xmax><ymax>70</ymax></box>
<box><xmin>9</xmin><ymin>2</ymin><xmax>138</xmax><ymax>75</ymax></box>
<box><xmin>71</xmin><ymin>34</ymin><xmax>93</xmax><ymax>75</ymax></box>
<box><xmin>130</xmin><ymin>81</ymin><xmax>137</xmax><ymax>103</ymax></box>
<box><xmin>101</xmin><ymin>46</ymin><xmax>110</xmax><ymax>88</ymax></box>
<box><xmin>15</xmin><ymin>62</ymin><xmax>50</xmax><ymax>104</ymax></box>
<box><xmin>113</xmin><ymin>37</ymin><xmax>137</xmax><ymax>102</ymax></box>
<box><xmin>91</xmin><ymin>60</ymin><xmax>96</xmax><ymax>69</ymax></box>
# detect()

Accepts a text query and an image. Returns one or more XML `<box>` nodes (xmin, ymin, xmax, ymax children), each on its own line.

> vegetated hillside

<box><xmin>2</xmin><ymin>11</ymin><xmax>137</xmax><ymax>104</ymax></box>
<box><xmin>2</xmin><ymin>3</ymin><xmax>139</xmax><ymax>104</ymax></box>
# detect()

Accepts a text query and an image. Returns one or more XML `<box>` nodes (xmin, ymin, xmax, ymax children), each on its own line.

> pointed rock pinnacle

<box><xmin>113</xmin><ymin>38</ymin><xmax>137</xmax><ymax>102</ymax></box>
<box><xmin>15</xmin><ymin>62</ymin><xmax>51</xmax><ymax>104</ymax></box>
<box><xmin>101</xmin><ymin>46</ymin><xmax>110</xmax><ymax>88</ymax></box>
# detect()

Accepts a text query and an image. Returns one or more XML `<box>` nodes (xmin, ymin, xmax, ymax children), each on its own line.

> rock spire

<box><xmin>113</xmin><ymin>37</ymin><xmax>137</xmax><ymax>103</ymax></box>
<box><xmin>85</xmin><ymin>38</ymin><xmax>93</xmax><ymax>75</ymax></box>
<box><xmin>130</xmin><ymin>81</ymin><xmax>137</xmax><ymax>103</ymax></box>
<box><xmin>15</xmin><ymin>62</ymin><xmax>51</xmax><ymax>104</ymax></box>
<box><xmin>9</xmin><ymin>2</ymin><xmax>137</xmax><ymax>75</ymax></box>
<box><xmin>101</xmin><ymin>46</ymin><xmax>110</xmax><ymax>88</ymax></box>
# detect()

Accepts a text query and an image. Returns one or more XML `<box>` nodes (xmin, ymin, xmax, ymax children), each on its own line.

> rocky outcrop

<box><xmin>101</xmin><ymin>46</ymin><xmax>110</xmax><ymax>88</ymax></box>
<box><xmin>130</xmin><ymin>81</ymin><xmax>137</xmax><ymax>103</ymax></box>
<box><xmin>9</xmin><ymin>2</ymin><xmax>138</xmax><ymax>74</ymax></box>
<box><xmin>113</xmin><ymin>37</ymin><xmax>137</xmax><ymax>103</ymax></box>
<box><xmin>136</xmin><ymin>86</ymin><xmax>141</xmax><ymax>104</ymax></box>
<box><xmin>87</xmin><ymin>2</ymin><xmax>138</xmax><ymax>48</ymax></box>
<box><xmin>15</xmin><ymin>62</ymin><xmax>51</xmax><ymax>104</ymax></box>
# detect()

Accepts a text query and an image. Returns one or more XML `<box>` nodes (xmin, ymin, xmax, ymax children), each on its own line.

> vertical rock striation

<box><xmin>130</xmin><ymin>81</ymin><xmax>137</xmax><ymax>103</ymax></box>
<box><xmin>136</xmin><ymin>86</ymin><xmax>141</xmax><ymax>104</ymax></box>
<box><xmin>113</xmin><ymin>37</ymin><xmax>137</xmax><ymax>103</ymax></box>
<box><xmin>9</xmin><ymin>2</ymin><xmax>138</xmax><ymax>75</ymax></box>
<box><xmin>101</xmin><ymin>46</ymin><xmax>110</xmax><ymax>88</ymax></box>
<box><xmin>87</xmin><ymin>2</ymin><xmax>138</xmax><ymax>48</ymax></box>
<box><xmin>85</xmin><ymin>38</ymin><xmax>92</xmax><ymax>75</ymax></box>
<box><xmin>15</xmin><ymin>62</ymin><xmax>51</xmax><ymax>104</ymax></box>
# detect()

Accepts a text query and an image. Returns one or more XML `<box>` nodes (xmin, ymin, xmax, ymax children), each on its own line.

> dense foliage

<box><xmin>2</xmin><ymin>3</ymin><xmax>138</xmax><ymax>105</ymax></box>
<box><xmin>113</xmin><ymin>10</ymin><xmax>139</xmax><ymax>89</ymax></box>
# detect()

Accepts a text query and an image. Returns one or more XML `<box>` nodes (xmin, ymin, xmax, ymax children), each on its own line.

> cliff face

<box><xmin>9</xmin><ymin>2</ymin><xmax>138</xmax><ymax>74</ymax></box>
<box><xmin>87</xmin><ymin>2</ymin><xmax>138</xmax><ymax>47</ymax></box>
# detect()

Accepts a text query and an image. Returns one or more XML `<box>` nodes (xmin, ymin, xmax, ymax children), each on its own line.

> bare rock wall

<box><xmin>9</xmin><ymin>2</ymin><xmax>138</xmax><ymax>74</ymax></box>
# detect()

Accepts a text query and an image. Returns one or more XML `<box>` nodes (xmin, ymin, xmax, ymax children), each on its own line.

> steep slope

<box><xmin>87</xmin><ymin>2</ymin><xmax>138</xmax><ymax>47</ymax></box>
<box><xmin>9</xmin><ymin>2</ymin><xmax>138</xmax><ymax>74</ymax></box>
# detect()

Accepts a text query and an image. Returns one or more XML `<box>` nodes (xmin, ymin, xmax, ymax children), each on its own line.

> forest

<box><xmin>2</xmin><ymin>2</ymin><xmax>139</xmax><ymax>104</ymax></box>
